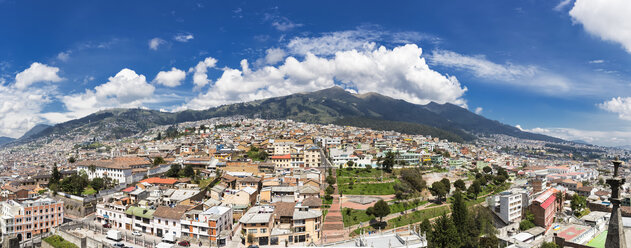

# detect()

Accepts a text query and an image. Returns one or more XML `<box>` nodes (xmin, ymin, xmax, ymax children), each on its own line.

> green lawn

<box><xmin>352</xmin><ymin>205</ymin><xmax>449</xmax><ymax>235</ymax></box>
<box><xmin>342</xmin><ymin>208</ymin><xmax>375</xmax><ymax>227</ymax></box>
<box><xmin>342</xmin><ymin>200</ymin><xmax>428</xmax><ymax>227</ymax></box>
<box><xmin>339</xmin><ymin>181</ymin><xmax>397</xmax><ymax>195</ymax></box>
<box><xmin>389</xmin><ymin>200</ymin><xmax>428</xmax><ymax>213</ymax></box>
<box><xmin>339</xmin><ymin>168</ymin><xmax>389</xmax><ymax>178</ymax></box>
<box><xmin>198</xmin><ymin>178</ymin><xmax>215</xmax><ymax>188</ymax></box>
<box><xmin>338</xmin><ymin>177</ymin><xmax>387</xmax><ymax>185</ymax></box>
<box><xmin>82</xmin><ymin>187</ymin><xmax>96</xmax><ymax>196</ymax></box>
<box><xmin>44</xmin><ymin>235</ymin><xmax>79</xmax><ymax>248</ymax></box>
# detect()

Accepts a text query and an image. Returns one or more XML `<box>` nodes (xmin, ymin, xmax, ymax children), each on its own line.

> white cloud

<box><xmin>264</xmin><ymin>48</ymin><xmax>286</xmax><ymax>65</ymax></box>
<box><xmin>515</xmin><ymin>125</ymin><xmax>524</xmax><ymax>131</ymax></box>
<box><xmin>57</xmin><ymin>51</ymin><xmax>71</xmax><ymax>62</ymax></box>
<box><xmin>148</xmin><ymin>38</ymin><xmax>166</xmax><ymax>50</ymax></box>
<box><xmin>475</xmin><ymin>107</ymin><xmax>483</xmax><ymax>115</ymax></box>
<box><xmin>174</xmin><ymin>33</ymin><xmax>194</xmax><ymax>42</ymax></box>
<box><xmin>0</xmin><ymin>85</ymin><xmax>53</xmax><ymax>138</ymax></box>
<box><xmin>430</xmin><ymin>50</ymin><xmax>537</xmax><ymax>81</ymax></box>
<box><xmin>599</xmin><ymin>97</ymin><xmax>631</xmax><ymax>120</ymax></box>
<box><xmin>285</xmin><ymin>27</ymin><xmax>435</xmax><ymax>57</ymax></box>
<box><xmin>52</xmin><ymin>69</ymin><xmax>155</xmax><ymax>121</ymax></box>
<box><xmin>14</xmin><ymin>62</ymin><xmax>63</xmax><ymax>89</ymax></box>
<box><xmin>0</xmin><ymin>62</ymin><xmax>62</xmax><ymax>137</ymax></box>
<box><xmin>589</xmin><ymin>59</ymin><xmax>604</xmax><ymax>64</ymax></box>
<box><xmin>268</xmin><ymin>16</ymin><xmax>303</xmax><ymax>31</ymax></box>
<box><xmin>569</xmin><ymin>0</ymin><xmax>631</xmax><ymax>53</ymax></box>
<box><xmin>180</xmin><ymin>44</ymin><xmax>467</xmax><ymax>111</ymax></box>
<box><xmin>189</xmin><ymin>57</ymin><xmax>218</xmax><ymax>89</ymax></box>
<box><xmin>526</xmin><ymin>126</ymin><xmax>631</xmax><ymax>147</ymax></box>
<box><xmin>429</xmin><ymin>50</ymin><xmax>576</xmax><ymax>94</ymax></box>
<box><xmin>554</xmin><ymin>0</ymin><xmax>572</xmax><ymax>11</ymax></box>
<box><xmin>153</xmin><ymin>67</ymin><xmax>186</xmax><ymax>87</ymax></box>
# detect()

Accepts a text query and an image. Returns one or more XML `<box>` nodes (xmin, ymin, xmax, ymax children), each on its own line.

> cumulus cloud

<box><xmin>51</xmin><ymin>69</ymin><xmax>156</xmax><ymax>121</ymax></box>
<box><xmin>286</xmin><ymin>27</ymin><xmax>438</xmax><ymax>58</ymax></box>
<box><xmin>14</xmin><ymin>62</ymin><xmax>63</xmax><ymax>89</ymax></box>
<box><xmin>0</xmin><ymin>63</ymin><xmax>62</xmax><ymax>137</ymax></box>
<box><xmin>589</xmin><ymin>59</ymin><xmax>604</xmax><ymax>64</ymax></box>
<box><xmin>148</xmin><ymin>38</ymin><xmax>166</xmax><ymax>50</ymax></box>
<box><xmin>174</xmin><ymin>33</ymin><xmax>194</xmax><ymax>42</ymax></box>
<box><xmin>599</xmin><ymin>97</ymin><xmax>631</xmax><ymax>120</ymax></box>
<box><xmin>153</xmin><ymin>67</ymin><xmax>186</xmax><ymax>87</ymax></box>
<box><xmin>180</xmin><ymin>44</ymin><xmax>467</xmax><ymax>111</ymax></box>
<box><xmin>189</xmin><ymin>57</ymin><xmax>218</xmax><ymax>89</ymax></box>
<box><xmin>569</xmin><ymin>0</ymin><xmax>631</xmax><ymax>53</ymax></box>
<box><xmin>264</xmin><ymin>48</ymin><xmax>286</xmax><ymax>65</ymax></box>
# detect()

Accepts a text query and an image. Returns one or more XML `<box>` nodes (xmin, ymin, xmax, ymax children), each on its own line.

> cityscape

<box><xmin>1</xmin><ymin>0</ymin><xmax>631</xmax><ymax>248</ymax></box>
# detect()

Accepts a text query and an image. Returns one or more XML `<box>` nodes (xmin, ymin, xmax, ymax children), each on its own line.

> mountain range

<box><xmin>5</xmin><ymin>86</ymin><xmax>564</xmax><ymax>146</ymax></box>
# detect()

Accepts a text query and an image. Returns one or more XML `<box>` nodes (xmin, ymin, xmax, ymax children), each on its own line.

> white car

<box><xmin>132</xmin><ymin>231</ymin><xmax>142</xmax><ymax>236</ymax></box>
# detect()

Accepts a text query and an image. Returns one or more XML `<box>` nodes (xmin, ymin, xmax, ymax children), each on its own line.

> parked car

<box><xmin>177</xmin><ymin>240</ymin><xmax>190</xmax><ymax>247</ymax></box>
<box><xmin>102</xmin><ymin>223</ymin><xmax>111</xmax><ymax>228</ymax></box>
<box><xmin>113</xmin><ymin>243</ymin><xmax>125</xmax><ymax>247</ymax></box>
<box><xmin>132</xmin><ymin>231</ymin><xmax>141</xmax><ymax>236</ymax></box>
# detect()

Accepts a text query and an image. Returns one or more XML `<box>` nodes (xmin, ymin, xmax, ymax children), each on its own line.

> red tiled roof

<box><xmin>122</xmin><ymin>186</ymin><xmax>136</xmax><ymax>193</ymax></box>
<box><xmin>270</xmin><ymin>154</ymin><xmax>291</xmax><ymax>159</ymax></box>
<box><xmin>140</xmin><ymin>177</ymin><xmax>178</xmax><ymax>185</ymax></box>
<box><xmin>540</xmin><ymin>195</ymin><xmax>556</xmax><ymax>209</ymax></box>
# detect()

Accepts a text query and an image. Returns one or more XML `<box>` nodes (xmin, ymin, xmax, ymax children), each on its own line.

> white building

<box><xmin>181</xmin><ymin>206</ymin><xmax>233</xmax><ymax>246</ymax></box>
<box><xmin>76</xmin><ymin>157</ymin><xmax>152</xmax><ymax>185</ymax></box>
<box><xmin>488</xmin><ymin>189</ymin><xmax>529</xmax><ymax>224</ymax></box>
<box><xmin>153</xmin><ymin>205</ymin><xmax>189</xmax><ymax>238</ymax></box>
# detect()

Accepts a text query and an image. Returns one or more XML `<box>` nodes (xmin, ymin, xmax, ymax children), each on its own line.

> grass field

<box><xmin>82</xmin><ymin>187</ymin><xmax>96</xmax><ymax>195</ymax></box>
<box><xmin>342</xmin><ymin>200</ymin><xmax>428</xmax><ymax>227</ymax></box>
<box><xmin>339</xmin><ymin>181</ymin><xmax>397</xmax><ymax>195</ymax></box>
<box><xmin>338</xmin><ymin>168</ymin><xmax>390</xmax><ymax>178</ymax></box>
<box><xmin>352</xmin><ymin>205</ymin><xmax>449</xmax><ymax>235</ymax></box>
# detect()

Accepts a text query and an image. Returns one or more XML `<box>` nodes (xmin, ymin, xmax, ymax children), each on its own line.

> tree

<box><xmin>325</xmin><ymin>185</ymin><xmax>335</xmax><ymax>195</ymax></box>
<box><xmin>519</xmin><ymin>210</ymin><xmax>535</xmax><ymax>231</ymax></box>
<box><xmin>382</xmin><ymin>151</ymin><xmax>395</xmax><ymax>172</ymax></box>
<box><xmin>180</xmin><ymin>165</ymin><xmax>195</xmax><ymax>178</ymax></box>
<box><xmin>571</xmin><ymin>194</ymin><xmax>587</xmax><ymax>214</ymax></box>
<box><xmin>90</xmin><ymin>178</ymin><xmax>104</xmax><ymax>192</ymax></box>
<box><xmin>88</xmin><ymin>164</ymin><xmax>96</xmax><ymax>174</ymax></box>
<box><xmin>440</xmin><ymin>178</ymin><xmax>451</xmax><ymax>195</ymax></box>
<box><xmin>153</xmin><ymin>156</ymin><xmax>166</xmax><ymax>166</ymax></box>
<box><xmin>346</xmin><ymin>161</ymin><xmax>355</xmax><ymax>169</ymax></box>
<box><xmin>156</xmin><ymin>132</ymin><xmax>162</xmax><ymax>140</ymax></box>
<box><xmin>428</xmin><ymin>212</ymin><xmax>460</xmax><ymax>248</ymax></box>
<box><xmin>166</xmin><ymin>164</ymin><xmax>181</xmax><ymax>177</ymax></box>
<box><xmin>454</xmin><ymin>179</ymin><xmax>466</xmax><ymax>191</ymax></box>
<box><xmin>468</xmin><ymin>180</ymin><xmax>482</xmax><ymax>199</ymax></box>
<box><xmin>326</xmin><ymin>175</ymin><xmax>336</xmax><ymax>186</ymax></box>
<box><xmin>482</xmin><ymin>166</ymin><xmax>492</xmax><ymax>174</ymax></box>
<box><xmin>50</xmin><ymin>164</ymin><xmax>61</xmax><ymax>186</ymax></box>
<box><xmin>541</xmin><ymin>242</ymin><xmax>559</xmax><ymax>248</ymax></box>
<box><xmin>400</xmin><ymin>168</ymin><xmax>427</xmax><ymax>191</ymax></box>
<box><xmin>451</xmin><ymin>191</ymin><xmax>468</xmax><ymax>232</ymax></box>
<box><xmin>430</xmin><ymin>181</ymin><xmax>447</xmax><ymax>202</ymax></box>
<box><xmin>419</xmin><ymin>218</ymin><xmax>431</xmax><ymax>234</ymax></box>
<box><xmin>68</xmin><ymin>157</ymin><xmax>76</xmax><ymax>163</ymax></box>
<box><xmin>372</xmin><ymin>200</ymin><xmax>391</xmax><ymax>224</ymax></box>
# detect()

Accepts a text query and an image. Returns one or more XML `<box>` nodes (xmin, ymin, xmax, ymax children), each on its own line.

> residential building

<box><xmin>153</xmin><ymin>205</ymin><xmax>189</xmax><ymax>238</ymax></box>
<box><xmin>530</xmin><ymin>188</ymin><xmax>558</xmax><ymax>230</ymax></box>
<box><xmin>0</xmin><ymin>198</ymin><xmax>64</xmax><ymax>241</ymax></box>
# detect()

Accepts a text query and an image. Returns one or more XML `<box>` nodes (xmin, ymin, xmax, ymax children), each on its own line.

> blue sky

<box><xmin>1</xmin><ymin>0</ymin><xmax>631</xmax><ymax>146</ymax></box>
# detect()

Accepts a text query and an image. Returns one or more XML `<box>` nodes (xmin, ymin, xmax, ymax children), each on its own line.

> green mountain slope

<box><xmin>22</xmin><ymin>86</ymin><xmax>564</xmax><ymax>143</ymax></box>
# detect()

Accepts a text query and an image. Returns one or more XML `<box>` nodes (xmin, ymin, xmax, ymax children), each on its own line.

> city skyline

<box><xmin>1</xmin><ymin>0</ymin><xmax>631</xmax><ymax>146</ymax></box>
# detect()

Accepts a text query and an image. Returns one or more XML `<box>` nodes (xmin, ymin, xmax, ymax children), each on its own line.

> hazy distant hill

<box><xmin>21</xmin><ymin>86</ymin><xmax>565</xmax><ymax>144</ymax></box>
<box><xmin>19</xmin><ymin>124</ymin><xmax>52</xmax><ymax>140</ymax></box>
<box><xmin>0</xmin><ymin>137</ymin><xmax>15</xmax><ymax>146</ymax></box>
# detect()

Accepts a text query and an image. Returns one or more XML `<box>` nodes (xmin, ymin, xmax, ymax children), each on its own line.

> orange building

<box><xmin>0</xmin><ymin>198</ymin><xmax>64</xmax><ymax>241</ymax></box>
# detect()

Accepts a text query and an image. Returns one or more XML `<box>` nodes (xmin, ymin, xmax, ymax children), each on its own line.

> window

<box><xmin>260</xmin><ymin>228</ymin><xmax>266</xmax><ymax>233</ymax></box>
<box><xmin>249</xmin><ymin>229</ymin><xmax>257</xmax><ymax>234</ymax></box>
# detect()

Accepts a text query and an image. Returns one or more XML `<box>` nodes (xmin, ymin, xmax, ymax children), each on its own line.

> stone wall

<box><xmin>58</xmin><ymin>230</ymin><xmax>87</xmax><ymax>248</ymax></box>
